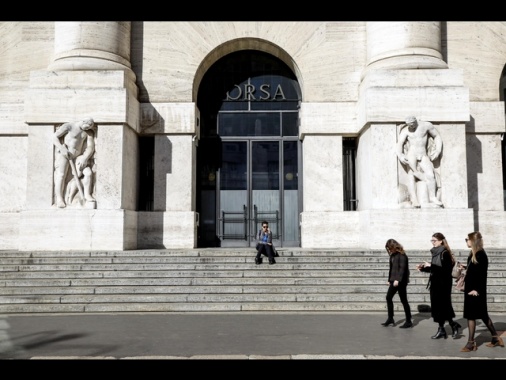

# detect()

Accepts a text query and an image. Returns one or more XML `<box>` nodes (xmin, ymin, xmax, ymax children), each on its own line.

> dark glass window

<box><xmin>252</xmin><ymin>141</ymin><xmax>279</xmax><ymax>190</ymax></box>
<box><xmin>220</xmin><ymin>142</ymin><xmax>247</xmax><ymax>190</ymax></box>
<box><xmin>138</xmin><ymin>136</ymin><xmax>154</xmax><ymax>211</ymax></box>
<box><xmin>218</xmin><ymin>112</ymin><xmax>280</xmax><ymax>137</ymax></box>
<box><xmin>283</xmin><ymin>141</ymin><xmax>298</xmax><ymax>190</ymax></box>
<box><xmin>282</xmin><ymin>112</ymin><xmax>298</xmax><ymax>137</ymax></box>
<box><xmin>343</xmin><ymin>138</ymin><xmax>357</xmax><ymax>211</ymax></box>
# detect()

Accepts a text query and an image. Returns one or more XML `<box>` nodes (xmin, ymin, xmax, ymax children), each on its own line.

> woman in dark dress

<box><xmin>460</xmin><ymin>231</ymin><xmax>504</xmax><ymax>352</ymax></box>
<box><xmin>417</xmin><ymin>232</ymin><xmax>460</xmax><ymax>339</ymax></box>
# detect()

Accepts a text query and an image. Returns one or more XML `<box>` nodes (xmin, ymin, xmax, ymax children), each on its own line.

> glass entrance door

<box><xmin>251</xmin><ymin>141</ymin><xmax>280</xmax><ymax>247</ymax></box>
<box><xmin>218</xmin><ymin>140</ymin><xmax>281</xmax><ymax>247</ymax></box>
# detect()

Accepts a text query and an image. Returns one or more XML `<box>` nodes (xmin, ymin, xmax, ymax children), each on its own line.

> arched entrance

<box><xmin>196</xmin><ymin>50</ymin><xmax>302</xmax><ymax>248</ymax></box>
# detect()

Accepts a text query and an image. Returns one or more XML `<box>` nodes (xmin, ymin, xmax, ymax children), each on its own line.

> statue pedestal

<box><xmin>19</xmin><ymin>209</ymin><xmax>137</xmax><ymax>251</ymax></box>
<box><xmin>301</xmin><ymin>208</ymin><xmax>474</xmax><ymax>250</ymax></box>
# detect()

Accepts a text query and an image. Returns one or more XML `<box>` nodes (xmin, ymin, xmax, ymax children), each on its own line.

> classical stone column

<box><xmin>48</xmin><ymin>22</ymin><xmax>134</xmax><ymax>74</ymax></box>
<box><xmin>363</xmin><ymin>21</ymin><xmax>447</xmax><ymax>77</ymax></box>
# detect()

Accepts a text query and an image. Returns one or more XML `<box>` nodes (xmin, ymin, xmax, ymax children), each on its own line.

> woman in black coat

<box><xmin>460</xmin><ymin>231</ymin><xmax>504</xmax><ymax>352</ymax></box>
<box><xmin>381</xmin><ymin>239</ymin><xmax>412</xmax><ymax>328</ymax></box>
<box><xmin>417</xmin><ymin>232</ymin><xmax>460</xmax><ymax>339</ymax></box>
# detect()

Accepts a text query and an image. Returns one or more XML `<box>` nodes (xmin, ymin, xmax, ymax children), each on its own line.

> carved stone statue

<box><xmin>396</xmin><ymin>116</ymin><xmax>443</xmax><ymax>208</ymax></box>
<box><xmin>53</xmin><ymin>117</ymin><xmax>96</xmax><ymax>209</ymax></box>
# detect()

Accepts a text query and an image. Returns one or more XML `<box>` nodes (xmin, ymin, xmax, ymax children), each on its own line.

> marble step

<box><xmin>0</xmin><ymin>301</ymin><xmax>505</xmax><ymax>314</ymax></box>
<box><xmin>1</xmin><ymin>249</ymin><xmax>505</xmax><ymax>315</ymax></box>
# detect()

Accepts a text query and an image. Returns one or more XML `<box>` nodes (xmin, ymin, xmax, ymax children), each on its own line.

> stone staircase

<box><xmin>1</xmin><ymin>248</ymin><xmax>505</xmax><ymax>314</ymax></box>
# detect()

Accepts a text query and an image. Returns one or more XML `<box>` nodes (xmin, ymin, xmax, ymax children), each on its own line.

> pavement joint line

<box><xmin>24</xmin><ymin>355</ymin><xmax>502</xmax><ymax>360</ymax></box>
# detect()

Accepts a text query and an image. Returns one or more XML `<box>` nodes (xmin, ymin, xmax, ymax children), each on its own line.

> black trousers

<box><xmin>256</xmin><ymin>244</ymin><xmax>274</xmax><ymax>261</ymax></box>
<box><xmin>385</xmin><ymin>281</ymin><xmax>412</xmax><ymax>320</ymax></box>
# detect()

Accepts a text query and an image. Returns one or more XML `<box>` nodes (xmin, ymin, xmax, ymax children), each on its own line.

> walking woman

<box><xmin>416</xmin><ymin>232</ymin><xmax>460</xmax><ymax>339</ymax></box>
<box><xmin>381</xmin><ymin>239</ymin><xmax>412</xmax><ymax>328</ymax></box>
<box><xmin>460</xmin><ymin>231</ymin><xmax>504</xmax><ymax>352</ymax></box>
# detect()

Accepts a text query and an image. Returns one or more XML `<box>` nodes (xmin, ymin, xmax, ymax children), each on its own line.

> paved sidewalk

<box><xmin>1</xmin><ymin>312</ymin><xmax>505</xmax><ymax>360</ymax></box>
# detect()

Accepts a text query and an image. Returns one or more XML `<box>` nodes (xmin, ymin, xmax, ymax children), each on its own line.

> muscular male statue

<box><xmin>396</xmin><ymin>116</ymin><xmax>443</xmax><ymax>208</ymax></box>
<box><xmin>53</xmin><ymin>117</ymin><xmax>96</xmax><ymax>208</ymax></box>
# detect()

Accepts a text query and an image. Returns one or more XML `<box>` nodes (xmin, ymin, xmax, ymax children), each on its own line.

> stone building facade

<box><xmin>0</xmin><ymin>21</ymin><xmax>505</xmax><ymax>251</ymax></box>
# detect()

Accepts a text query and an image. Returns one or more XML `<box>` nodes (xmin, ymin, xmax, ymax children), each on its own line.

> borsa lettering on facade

<box><xmin>226</xmin><ymin>84</ymin><xmax>286</xmax><ymax>101</ymax></box>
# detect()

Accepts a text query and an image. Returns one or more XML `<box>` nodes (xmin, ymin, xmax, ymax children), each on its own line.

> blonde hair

<box><xmin>467</xmin><ymin>231</ymin><xmax>483</xmax><ymax>264</ymax></box>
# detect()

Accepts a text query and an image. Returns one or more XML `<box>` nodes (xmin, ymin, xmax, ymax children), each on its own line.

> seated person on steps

<box><xmin>255</xmin><ymin>221</ymin><xmax>276</xmax><ymax>265</ymax></box>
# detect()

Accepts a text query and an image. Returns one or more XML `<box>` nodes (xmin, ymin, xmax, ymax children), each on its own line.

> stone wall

<box><xmin>0</xmin><ymin>22</ymin><xmax>504</xmax><ymax>250</ymax></box>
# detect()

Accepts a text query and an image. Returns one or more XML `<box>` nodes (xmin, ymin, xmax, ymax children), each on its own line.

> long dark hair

<box><xmin>385</xmin><ymin>239</ymin><xmax>405</xmax><ymax>255</ymax></box>
<box><xmin>432</xmin><ymin>232</ymin><xmax>455</xmax><ymax>264</ymax></box>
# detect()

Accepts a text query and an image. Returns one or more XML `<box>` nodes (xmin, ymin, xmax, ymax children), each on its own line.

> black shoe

<box><xmin>269</xmin><ymin>259</ymin><xmax>276</xmax><ymax>265</ymax></box>
<box><xmin>381</xmin><ymin>318</ymin><xmax>395</xmax><ymax>326</ymax></box>
<box><xmin>450</xmin><ymin>322</ymin><xmax>461</xmax><ymax>339</ymax></box>
<box><xmin>255</xmin><ymin>257</ymin><xmax>262</xmax><ymax>265</ymax></box>
<box><xmin>431</xmin><ymin>327</ymin><xmax>447</xmax><ymax>339</ymax></box>
<box><xmin>399</xmin><ymin>321</ymin><xmax>413</xmax><ymax>328</ymax></box>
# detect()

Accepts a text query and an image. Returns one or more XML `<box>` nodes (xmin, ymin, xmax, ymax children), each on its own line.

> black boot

<box><xmin>255</xmin><ymin>257</ymin><xmax>262</xmax><ymax>265</ymax></box>
<box><xmin>431</xmin><ymin>326</ymin><xmax>447</xmax><ymax>339</ymax></box>
<box><xmin>381</xmin><ymin>318</ymin><xmax>395</xmax><ymax>326</ymax></box>
<box><xmin>450</xmin><ymin>322</ymin><xmax>461</xmax><ymax>338</ymax></box>
<box><xmin>399</xmin><ymin>320</ymin><xmax>413</xmax><ymax>328</ymax></box>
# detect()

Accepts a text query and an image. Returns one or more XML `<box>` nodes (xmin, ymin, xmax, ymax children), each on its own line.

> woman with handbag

<box><xmin>460</xmin><ymin>231</ymin><xmax>504</xmax><ymax>352</ymax></box>
<box><xmin>381</xmin><ymin>239</ymin><xmax>412</xmax><ymax>328</ymax></box>
<box><xmin>416</xmin><ymin>232</ymin><xmax>461</xmax><ymax>339</ymax></box>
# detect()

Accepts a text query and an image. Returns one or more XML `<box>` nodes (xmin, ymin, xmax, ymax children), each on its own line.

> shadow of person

<box><xmin>409</xmin><ymin>310</ymin><xmax>432</xmax><ymax>327</ymax></box>
<box><xmin>451</xmin><ymin>319</ymin><xmax>506</xmax><ymax>344</ymax></box>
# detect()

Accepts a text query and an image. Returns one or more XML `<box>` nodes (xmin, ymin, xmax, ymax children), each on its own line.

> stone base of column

<box><xmin>361</xmin><ymin>54</ymin><xmax>448</xmax><ymax>80</ymax></box>
<box><xmin>300</xmin><ymin>209</ymin><xmax>475</xmax><ymax>250</ymax></box>
<box><xmin>18</xmin><ymin>209</ymin><xmax>138</xmax><ymax>251</ymax></box>
<box><xmin>0</xmin><ymin>212</ymin><xmax>20</xmax><ymax>250</ymax></box>
<box><xmin>137</xmin><ymin>211</ymin><xmax>198</xmax><ymax>249</ymax></box>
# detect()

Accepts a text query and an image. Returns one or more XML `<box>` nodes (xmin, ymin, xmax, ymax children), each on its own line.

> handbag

<box><xmin>455</xmin><ymin>275</ymin><xmax>465</xmax><ymax>292</ymax></box>
<box><xmin>452</xmin><ymin>261</ymin><xmax>464</xmax><ymax>278</ymax></box>
<box><xmin>455</xmin><ymin>270</ymin><xmax>466</xmax><ymax>292</ymax></box>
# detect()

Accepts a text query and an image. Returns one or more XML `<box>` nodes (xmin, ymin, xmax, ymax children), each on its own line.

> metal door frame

<box><xmin>217</xmin><ymin>139</ymin><xmax>284</xmax><ymax>247</ymax></box>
